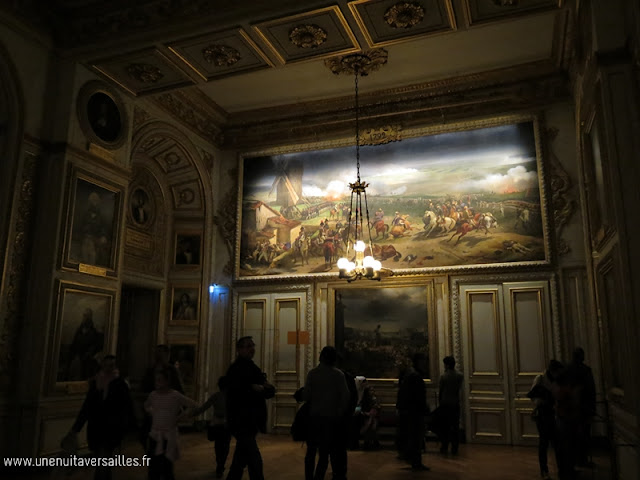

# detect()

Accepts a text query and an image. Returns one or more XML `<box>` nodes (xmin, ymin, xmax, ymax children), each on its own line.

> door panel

<box><xmin>504</xmin><ymin>281</ymin><xmax>552</xmax><ymax>446</ymax></box>
<box><xmin>241</xmin><ymin>299</ymin><xmax>267</xmax><ymax>367</ymax></box>
<box><xmin>459</xmin><ymin>280</ymin><xmax>553</xmax><ymax>446</ymax></box>
<box><xmin>461</xmin><ymin>286</ymin><xmax>510</xmax><ymax>444</ymax></box>
<box><xmin>236</xmin><ymin>291</ymin><xmax>308</xmax><ymax>433</ymax></box>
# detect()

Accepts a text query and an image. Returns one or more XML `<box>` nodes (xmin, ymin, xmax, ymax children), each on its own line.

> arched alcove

<box><xmin>123</xmin><ymin>120</ymin><xmax>214</xmax><ymax>401</ymax></box>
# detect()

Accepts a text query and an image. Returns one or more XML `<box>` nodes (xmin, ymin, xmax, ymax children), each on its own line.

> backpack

<box><xmin>290</xmin><ymin>402</ymin><xmax>310</xmax><ymax>442</ymax></box>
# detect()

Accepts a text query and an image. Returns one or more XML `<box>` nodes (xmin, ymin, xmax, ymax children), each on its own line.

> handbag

<box><xmin>290</xmin><ymin>402</ymin><xmax>310</xmax><ymax>442</ymax></box>
<box><xmin>207</xmin><ymin>424</ymin><xmax>226</xmax><ymax>442</ymax></box>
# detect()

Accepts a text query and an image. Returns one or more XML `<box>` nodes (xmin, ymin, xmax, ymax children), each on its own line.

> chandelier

<box><xmin>336</xmin><ymin>54</ymin><xmax>385</xmax><ymax>282</ymax></box>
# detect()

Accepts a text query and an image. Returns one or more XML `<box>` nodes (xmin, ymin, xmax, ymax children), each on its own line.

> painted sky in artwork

<box><xmin>339</xmin><ymin>287</ymin><xmax>427</xmax><ymax>332</ymax></box>
<box><xmin>243</xmin><ymin>121</ymin><xmax>538</xmax><ymax>201</ymax></box>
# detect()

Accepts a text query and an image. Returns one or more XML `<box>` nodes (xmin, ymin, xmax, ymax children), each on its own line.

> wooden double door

<box><xmin>236</xmin><ymin>290</ymin><xmax>310</xmax><ymax>433</ymax></box>
<box><xmin>459</xmin><ymin>280</ymin><xmax>555</xmax><ymax>446</ymax></box>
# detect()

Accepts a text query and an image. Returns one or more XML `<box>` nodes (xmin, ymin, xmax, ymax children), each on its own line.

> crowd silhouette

<box><xmin>61</xmin><ymin>343</ymin><xmax>598</xmax><ymax>480</ymax></box>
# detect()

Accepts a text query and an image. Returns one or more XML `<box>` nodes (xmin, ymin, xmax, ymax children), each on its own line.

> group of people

<box><xmin>64</xmin><ymin>340</ymin><xmax>596</xmax><ymax>480</ymax></box>
<box><xmin>528</xmin><ymin>347</ymin><xmax>597</xmax><ymax>480</ymax></box>
<box><xmin>65</xmin><ymin>338</ymin><xmax>275</xmax><ymax>480</ymax></box>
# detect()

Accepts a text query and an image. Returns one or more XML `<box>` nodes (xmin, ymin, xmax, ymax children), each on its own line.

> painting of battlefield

<box><xmin>238</xmin><ymin>119</ymin><xmax>547</xmax><ymax>278</ymax></box>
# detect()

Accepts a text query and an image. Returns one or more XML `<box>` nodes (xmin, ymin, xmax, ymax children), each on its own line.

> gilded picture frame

<box><xmin>174</xmin><ymin>231</ymin><xmax>202</xmax><ymax>267</ymax></box>
<box><xmin>167</xmin><ymin>336</ymin><xmax>198</xmax><ymax>393</ymax></box>
<box><xmin>235</xmin><ymin>114</ymin><xmax>552</xmax><ymax>281</ymax></box>
<box><xmin>62</xmin><ymin>167</ymin><xmax>123</xmax><ymax>277</ymax></box>
<box><xmin>49</xmin><ymin>281</ymin><xmax>115</xmax><ymax>393</ymax></box>
<box><xmin>328</xmin><ymin>280</ymin><xmax>436</xmax><ymax>381</ymax></box>
<box><xmin>581</xmin><ymin>87</ymin><xmax>615</xmax><ymax>250</ymax></box>
<box><xmin>169</xmin><ymin>284</ymin><xmax>200</xmax><ymax>327</ymax></box>
<box><xmin>76</xmin><ymin>80</ymin><xmax>128</xmax><ymax>150</ymax></box>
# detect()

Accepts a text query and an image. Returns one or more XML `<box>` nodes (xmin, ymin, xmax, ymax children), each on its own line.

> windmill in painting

<box><xmin>238</xmin><ymin>120</ymin><xmax>549</xmax><ymax>278</ymax></box>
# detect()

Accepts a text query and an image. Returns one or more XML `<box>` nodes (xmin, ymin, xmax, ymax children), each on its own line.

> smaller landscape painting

<box><xmin>335</xmin><ymin>286</ymin><xmax>429</xmax><ymax>379</ymax></box>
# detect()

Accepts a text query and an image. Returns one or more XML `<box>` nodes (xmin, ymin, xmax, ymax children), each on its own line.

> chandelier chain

<box><xmin>355</xmin><ymin>67</ymin><xmax>360</xmax><ymax>183</ymax></box>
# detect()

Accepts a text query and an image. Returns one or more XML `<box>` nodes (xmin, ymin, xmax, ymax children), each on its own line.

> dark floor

<box><xmin>6</xmin><ymin>432</ymin><xmax>613</xmax><ymax>480</ymax></box>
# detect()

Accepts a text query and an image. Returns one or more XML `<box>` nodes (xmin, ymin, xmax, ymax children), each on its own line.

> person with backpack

<box><xmin>528</xmin><ymin>359</ymin><xmax>563</xmax><ymax>480</ymax></box>
<box><xmin>193</xmin><ymin>376</ymin><xmax>232</xmax><ymax>478</ymax></box>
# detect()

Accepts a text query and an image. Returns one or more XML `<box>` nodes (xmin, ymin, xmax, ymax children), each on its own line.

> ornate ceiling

<box><xmin>4</xmin><ymin>0</ymin><xmax>571</xmax><ymax>141</ymax></box>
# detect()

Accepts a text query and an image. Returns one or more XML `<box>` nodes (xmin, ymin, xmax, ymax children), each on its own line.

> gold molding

<box><xmin>252</xmin><ymin>5</ymin><xmax>361</xmax><ymax>66</ymax></box>
<box><xmin>167</xmin><ymin>28</ymin><xmax>275</xmax><ymax>82</ymax></box>
<box><xmin>348</xmin><ymin>0</ymin><xmax>456</xmax><ymax>48</ymax></box>
<box><xmin>360</xmin><ymin>125</ymin><xmax>402</xmax><ymax>145</ymax></box>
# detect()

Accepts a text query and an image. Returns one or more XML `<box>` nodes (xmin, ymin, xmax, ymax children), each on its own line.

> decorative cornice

<box><xmin>223</xmin><ymin>61</ymin><xmax>569</xmax><ymax>149</ymax></box>
<box><xmin>384</xmin><ymin>2</ymin><xmax>425</xmax><ymax>29</ymax></box>
<box><xmin>360</xmin><ymin>125</ymin><xmax>402</xmax><ymax>145</ymax></box>
<box><xmin>152</xmin><ymin>90</ymin><xmax>225</xmax><ymax>146</ymax></box>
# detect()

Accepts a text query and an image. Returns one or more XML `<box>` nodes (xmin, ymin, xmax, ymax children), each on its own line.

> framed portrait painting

<box><xmin>581</xmin><ymin>93</ymin><xmax>614</xmax><ymax>249</ymax></box>
<box><xmin>130</xmin><ymin>186</ymin><xmax>154</xmax><ymax>227</ymax></box>
<box><xmin>174</xmin><ymin>232</ymin><xmax>202</xmax><ymax>266</ymax></box>
<box><xmin>236</xmin><ymin>115</ymin><xmax>551</xmax><ymax>280</ymax></box>
<box><xmin>76</xmin><ymin>81</ymin><xmax>128</xmax><ymax>150</ymax></box>
<box><xmin>169</xmin><ymin>285</ymin><xmax>200</xmax><ymax>326</ymax></box>
<box><xmin>51</xmin><ymin>282</ymin><xmax>115</xmax><ymax>390</ymax></box>
<box><xmin>330</xmin><ymin>282</ymin><xmax>435</xmax><ymax>381</ymax></box>
<box><xmin>63</xmin><ymin>169</ymin><xmax>123</xmax><ymax>276</ymax></box>
<box><xmin>168</xmin><ymin>338</ymin><xmax>198</xmax><ymax>391</ymax></box>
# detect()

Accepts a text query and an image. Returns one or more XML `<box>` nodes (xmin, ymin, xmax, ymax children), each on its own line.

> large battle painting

<box><xmin>237</xmin><ymin>119</ymin><xmax>548</xmax><ymax>278</ymax></box>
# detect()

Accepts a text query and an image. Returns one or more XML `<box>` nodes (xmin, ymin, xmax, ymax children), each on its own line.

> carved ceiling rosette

<box><xmin>289</xmin><ymin>24</ymin><xmax>328</xmax><ymax>49</ymax></box>
<box><xmin>202</xmin><ymin>44</ymin><xmax>241</xmax><ymax>67</ymax></box>
<box><xmin>127</xmin><ymin>63</ymin><xmax>164</xmax><ymax>84</ymax></box>
<box><xmin>384</xmin><ymin>2</ymin><xmax>425</xmax><ymax>29</ymax></box>
<box><xmin>324</xmin><ymin>48</ymin><xmax>388</xmax><ymax>76</ymax></box>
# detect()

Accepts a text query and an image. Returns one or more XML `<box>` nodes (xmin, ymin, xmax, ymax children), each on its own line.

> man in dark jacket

<box><xmin>70</xmin><ymin>355</ymin><xmax>135</xmax><ymax>480</ymax></box>
<box><xmin>566</xmin><ymin>347</ymin><xmax>597</xmax><ymax>467</ymax></box>
<box><xmin>396</xmin><ymin>353</ymin><xmax>430</xmax><ymax>471</ymax></box>
<box><xmin>225</xmin><ymin>336</ymin><xmax>275</xmax><ymax>480</ymax></box>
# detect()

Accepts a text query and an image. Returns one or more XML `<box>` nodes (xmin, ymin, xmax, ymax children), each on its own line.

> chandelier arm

<box><xmin>345</xmin><ymin>189</ymin><xmax>355</xmax><ymax>256</ymax></box>
<box><xmin>363</xmin><ymin>188</ymin><xmax>374</xmax><ymax>254</ymax></box>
